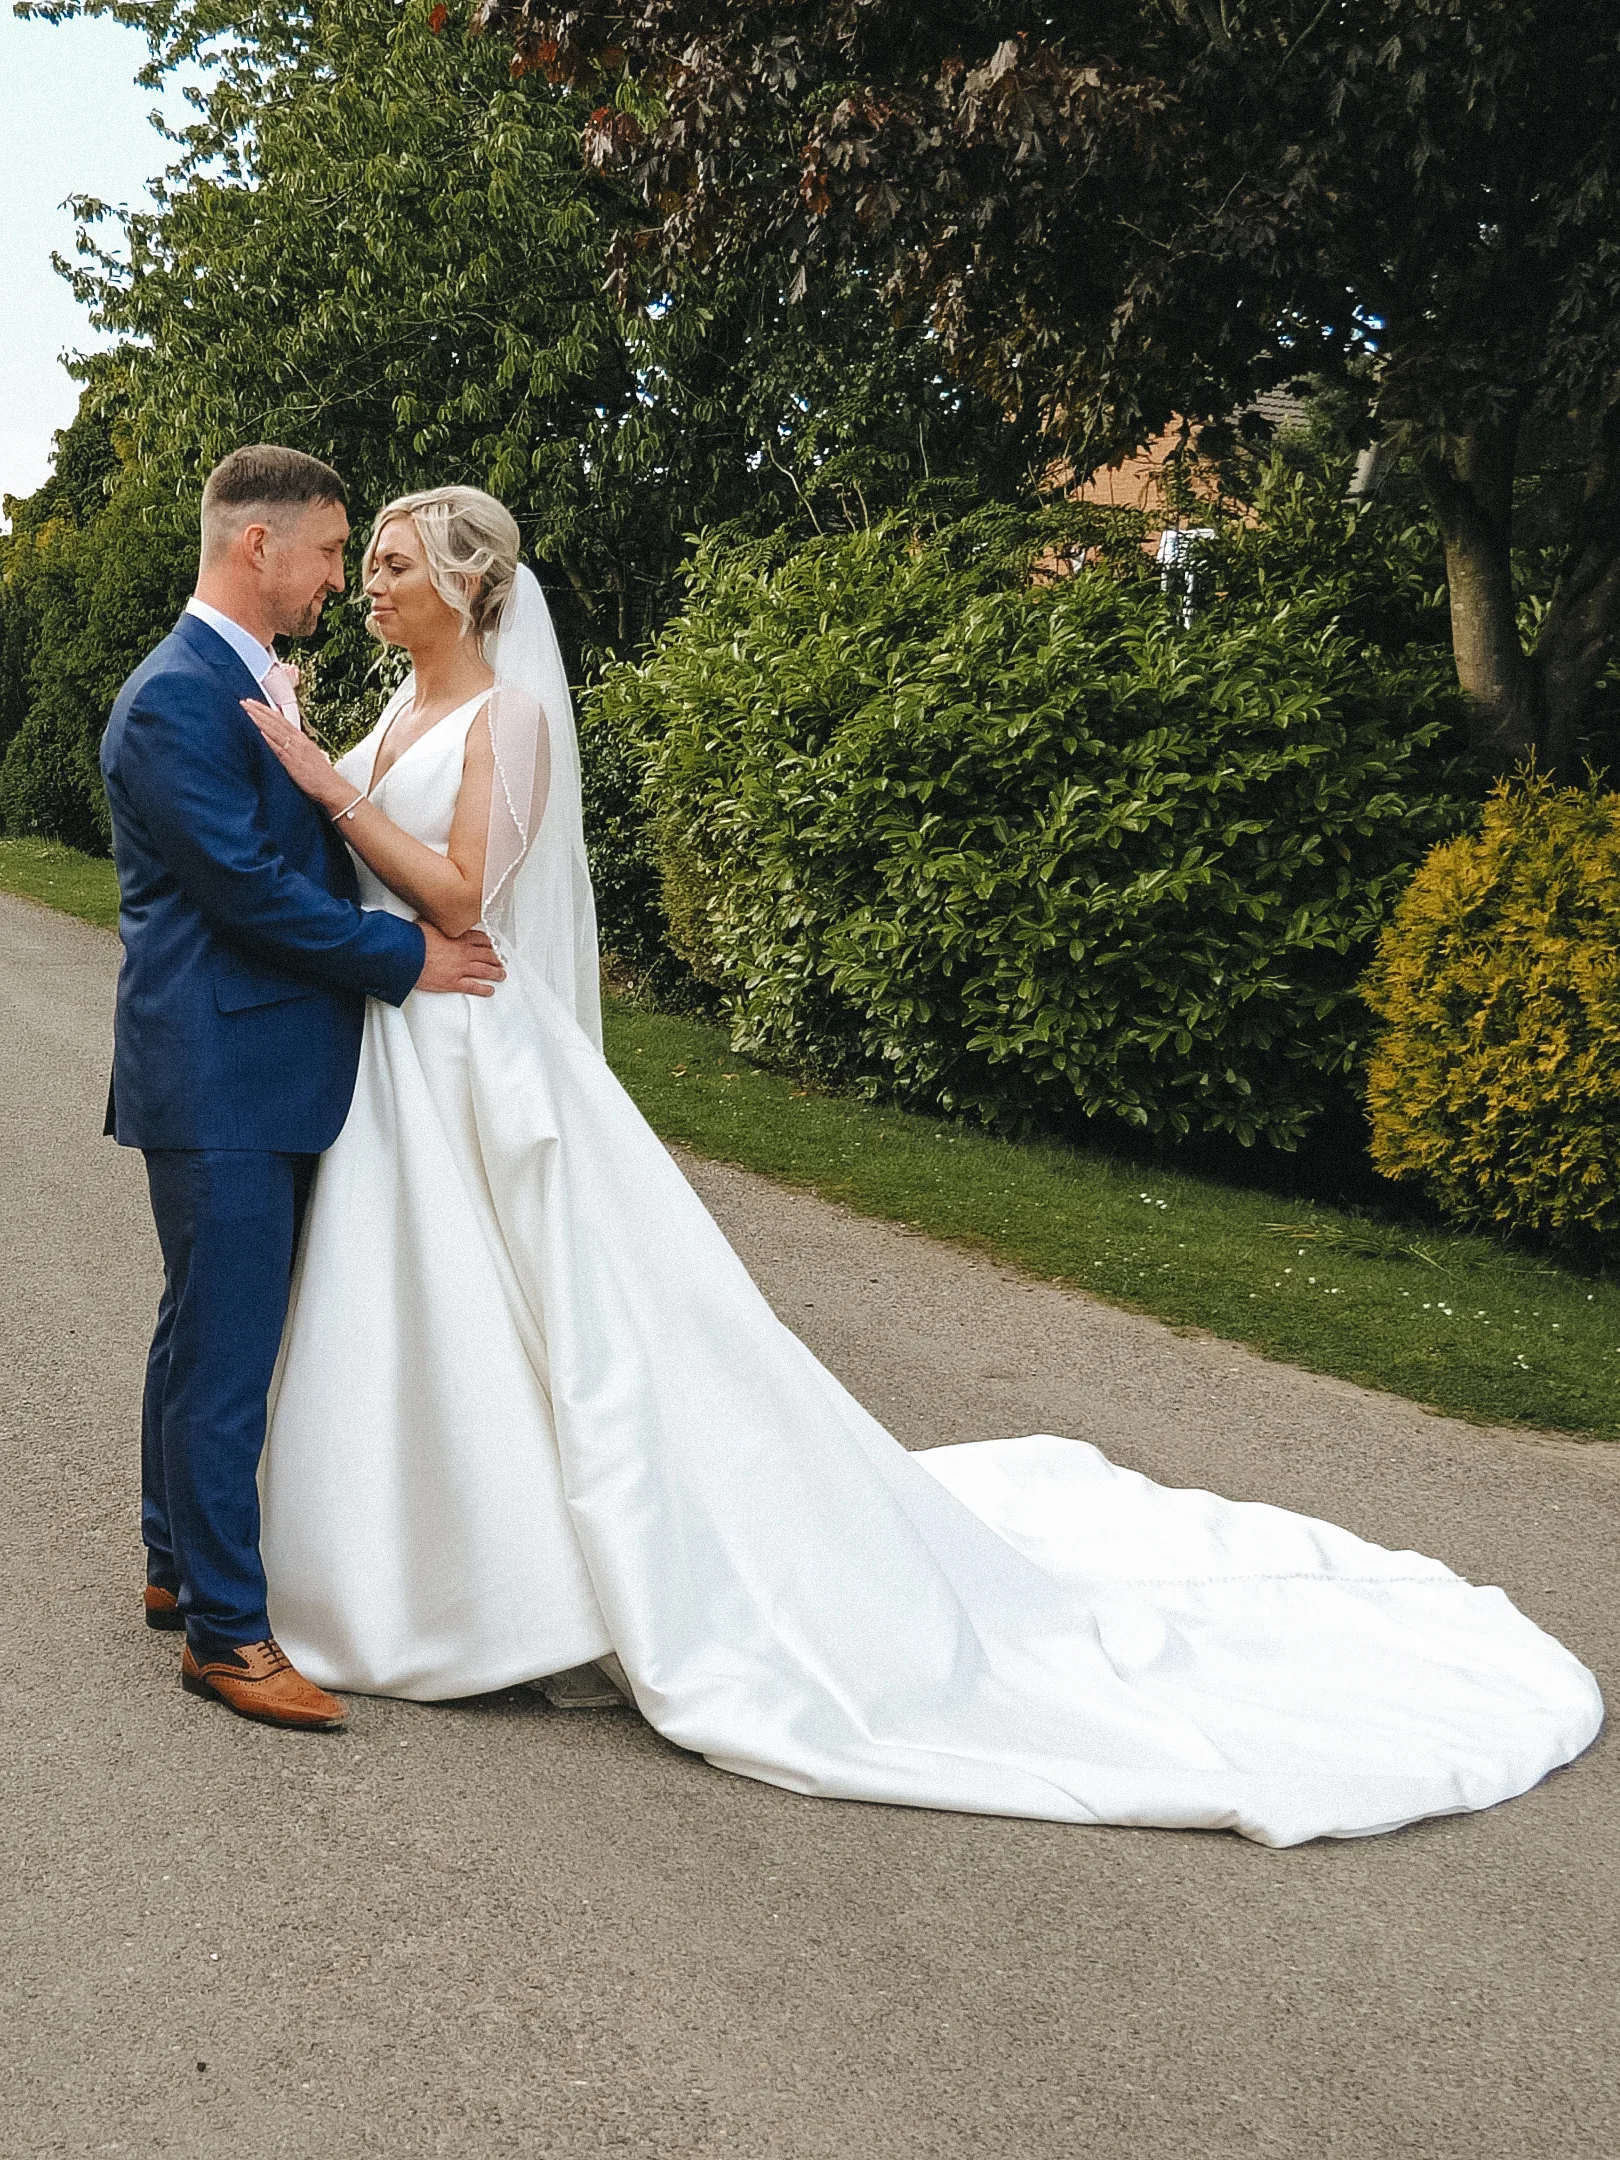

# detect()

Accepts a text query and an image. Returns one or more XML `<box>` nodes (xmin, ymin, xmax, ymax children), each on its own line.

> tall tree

<box><xmin>475</xmin><ymin>0</ymin><xmax>1620</xmax><ymax>771</ymax></box>
<box><xmin>29</xmin><ymin>0</ymin><xmax>1026</xmax><ymax>673</ymax></box>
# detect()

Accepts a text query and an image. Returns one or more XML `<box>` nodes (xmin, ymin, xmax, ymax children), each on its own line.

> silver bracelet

<box><xmin>330</xmin><ymin>791</ymin><xmax>367</xmax><ymax>823</ymax></box>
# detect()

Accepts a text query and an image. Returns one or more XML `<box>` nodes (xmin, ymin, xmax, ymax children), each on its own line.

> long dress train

<box><xmin>259</xmin><ymin>697</ymin><xmax>1602</xmax><ymax>1848</ymax></box>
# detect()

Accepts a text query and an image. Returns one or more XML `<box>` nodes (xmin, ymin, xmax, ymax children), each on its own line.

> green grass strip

<box><xmin>0</xmin><ymin>839</ymin><xmax>122</xmax><ymax>929</ymax></box>
<box><xmin>606</xmin><ymin>1005</ymin><xmax>1620</xmax><ymax>1441</ymax></box>
<box><xmin>7</xmin><ymin>839</ymin><xmax>1617</xmax><ymax>1439</ymax></box>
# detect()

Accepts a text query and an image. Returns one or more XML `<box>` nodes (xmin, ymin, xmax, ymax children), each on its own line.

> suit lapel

<box><xmin>171</xmin><ymin>610</ymin><xmax>268</xmax><ymax>710</ymax></box>
<box><xmin>168</xmin><ymin>613</ymin><xmax>326</xmax><ymax>847</ymax></box>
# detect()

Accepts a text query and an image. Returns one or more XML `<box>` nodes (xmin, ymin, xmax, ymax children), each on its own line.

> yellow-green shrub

<box><xmin>1362</xmin><ymin>776</ymin><xmax>1620</xmax><ymax>1238</ymax></box>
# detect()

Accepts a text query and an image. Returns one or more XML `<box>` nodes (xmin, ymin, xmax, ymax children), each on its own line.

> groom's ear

<box><xmin>239</xmin><ymin>520</ymin><xmax>275</xmax><ymax>574</ymax></box>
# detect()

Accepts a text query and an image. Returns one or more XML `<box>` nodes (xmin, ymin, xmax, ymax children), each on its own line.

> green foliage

<box><xmin>1363</xmin><ymin>775</ymin><xmax>1620</xmax><ymax>1241</ymax></box>
<box><xmin>47</xmin><ymin>0</ymin><xmax>1025</xmax><ymax>685</ymax></box>
<box><xmin>587</xmin><ymin>505</ymin><xmax>1474</xmax><ymax>1146</ymax></box>
<box><xmin>486</xmin><ymin>1</ymin><xmax>1620</xmax><ymax>455</ymax></box>
<box><xmin>1</xmin><ymin>397</ymin><xmax>126</xmax><ymax>764</ymax></box>
<box><xmin>579</xmin><ymin>669</ymin><xmax>686</xmax><ymax>995</ymax></box>
<box><xmin>0</xmin><ymin>405</ymin><xmax>194</xmax><ymax>853</ymax></box>
<box><xmin>3</xmin><ymin>0</ymin><xmax>1025</xmax><ymax>847</ymax></box>
<box><xmin>483</xmin><ymin>1</ymin><xmax>1620</xmax><ymax>770</ymax></box>
<box><xmin>1201</xmin><ymin>456</ymin><xmax>1452</xmax><ymax>665</ymax></box>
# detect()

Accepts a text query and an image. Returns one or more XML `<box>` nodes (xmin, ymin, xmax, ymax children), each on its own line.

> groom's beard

<box><xmin>283</xmin><ymin>595</ymin><xmax>329</xmax><ymax>638</ymax></box>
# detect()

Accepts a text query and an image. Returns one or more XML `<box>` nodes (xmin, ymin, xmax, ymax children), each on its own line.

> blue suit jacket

<box><xmin>100</xmin><ymin>611</ymin><xmax>426</xmax><ymax>1152</ymax></box>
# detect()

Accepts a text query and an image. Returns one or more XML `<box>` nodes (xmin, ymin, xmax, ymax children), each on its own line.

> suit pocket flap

<box><xmin>214</xmin><ymin>961</ymin><xmax>320</xmax><ymax>1013</ymax></box>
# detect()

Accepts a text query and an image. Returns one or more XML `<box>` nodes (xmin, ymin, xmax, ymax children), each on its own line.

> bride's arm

<box><xmin>245</xmin><ymin>701</ymin><xmax>493</xmax><ymax>938</ymax></box>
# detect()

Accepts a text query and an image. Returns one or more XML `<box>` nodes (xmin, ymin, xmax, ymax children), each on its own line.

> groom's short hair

<box><xmin>200</xmin><ymin>445</ymin><xmax>347</xmax><ymax>559</ymax></box>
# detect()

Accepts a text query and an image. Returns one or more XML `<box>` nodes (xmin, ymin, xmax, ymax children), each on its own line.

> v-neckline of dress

<box><xmin>366</xmin><ymin>686</ymin><xmax>493</xmax><ymax>800</ymax></box>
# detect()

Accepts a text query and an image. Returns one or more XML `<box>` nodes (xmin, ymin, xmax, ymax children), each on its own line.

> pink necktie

<box><xmin>262</xmin><ymin>661</ymin><xmax>303</xmax><ymax>732</ymax></box>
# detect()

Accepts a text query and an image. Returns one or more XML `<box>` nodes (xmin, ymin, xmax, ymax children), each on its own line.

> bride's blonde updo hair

<box><xmin>364</xmin><ymin>484</ymin><xmax>521</xmax><ymax>645</ymax></box>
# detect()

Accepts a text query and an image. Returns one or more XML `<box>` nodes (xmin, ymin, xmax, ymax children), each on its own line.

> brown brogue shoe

<box><xmin>144</xmin><ymin>1585</ymin><xmax>184</xmax><ymax>1631</ymax></box>
<box><xmin>180</xmin><ymin>1639</ymin><xmax>347</xmax><ymax>1731</ymax></box>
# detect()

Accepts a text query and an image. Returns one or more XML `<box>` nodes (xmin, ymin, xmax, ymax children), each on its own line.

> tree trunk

<box><xmin>1422</xmin><ymin>403</ymin><xmax>1620</xmax><ymax>780</ymax></box>
<box><xmin>1420</xmin><ymin>409</ymin><xmax>1539</xmax><ymax>773</ymax></box>
<box><xmin>1532</xmin><ymin>404</ymin><xmax>1620</xmax><ymax>779</ymax></box>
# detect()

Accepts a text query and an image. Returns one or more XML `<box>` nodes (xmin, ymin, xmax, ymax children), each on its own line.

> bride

<box><xmin>247</xmin><ymin>484</ymin><xmax>1601</xmax><ymax>1849</ymax></box>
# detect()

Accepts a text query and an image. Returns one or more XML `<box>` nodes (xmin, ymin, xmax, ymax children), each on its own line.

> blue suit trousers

<box><xmin>141</xmin><ymin>1148</ymin><xmax>317</xmax><ymax>1657</ymax></box>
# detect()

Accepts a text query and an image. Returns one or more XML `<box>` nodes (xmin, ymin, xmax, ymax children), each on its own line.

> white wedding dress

<box><xmin>260</xmin><ymin>650</ymin><xmax>1602</xmax><ymax>1849</ymax></box>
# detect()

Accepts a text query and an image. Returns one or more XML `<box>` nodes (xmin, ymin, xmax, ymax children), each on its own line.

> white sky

<box><xmin>1</xmin><ymin>7</ymin><xmax>199</xmax><ymax>510</ymax></box>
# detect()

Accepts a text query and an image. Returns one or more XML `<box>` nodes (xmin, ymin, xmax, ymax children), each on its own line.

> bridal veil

<box><xmin>481</xmin><ymin>563</ymin><xmax>603</xmax><ymax>1049</ymax></box>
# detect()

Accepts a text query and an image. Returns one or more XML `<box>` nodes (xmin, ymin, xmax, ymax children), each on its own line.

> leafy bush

<box><xmin>587</xmin><ymin>507</ymin><xmax>1473</xmax><ymax>1145</ymax></box>
<box><xmin>1201</xmin><ymin>456</ymin><xmax>1451</xmax><ymax>664</ymax></box>
<box><xmin>0</xmin><ymin>711</ymin><xmax>112</xmax><ymax>857</ymax></box>
<box><xmin>1363</xmin><ymin>776</ymin><xmax>1620</xmax><ymax>1239</ymax></box>
<box><xmin>581</xmin><ymin>681</ymin><xmax>688</xmax><ymax>994</ymax></box>
<box><xmin>1</xmin><ymin>418</ymin><xmax>194</xmax><ymax>854</ymax></box>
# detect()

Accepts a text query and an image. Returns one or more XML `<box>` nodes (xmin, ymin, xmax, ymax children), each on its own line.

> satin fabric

<box><xmin>260</xmin><ymin>704</ymin><xmax>1603</xmax><ymax>1847</ymax></box>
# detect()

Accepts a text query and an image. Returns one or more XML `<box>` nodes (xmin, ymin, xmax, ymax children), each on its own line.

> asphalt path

<box><xmin>3</xmin><ymin>888</ymin><xmax>1618</xmax><ymax>2160</ymax></box>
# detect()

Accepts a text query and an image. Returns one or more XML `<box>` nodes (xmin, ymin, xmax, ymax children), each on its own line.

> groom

<box><xmin>101</xmin><ymin>444</ymin><xmax>504</xmax><ymax>1732</ymax></box>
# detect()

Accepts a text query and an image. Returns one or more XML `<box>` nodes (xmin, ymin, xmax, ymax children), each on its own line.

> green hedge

<box><xmin>1363</xmin><ymin>775</ymin><xmax>1620</xmax><ymax>1240</ymax></box>
<box><xmin>585</xmin><ymin>507</ymin><xmax>1473</xmax><ymax>1147</ymax></box>
<box><xmin>0</xmin><ymin>455</ymin><xmax>194</xmax><ymax>856</ymax></box>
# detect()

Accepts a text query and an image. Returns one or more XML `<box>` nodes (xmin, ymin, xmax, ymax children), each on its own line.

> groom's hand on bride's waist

<box><xmin>416</xmin><ymin>924</ymin><xmax>506</xmax><ymax>997</ymax></box>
